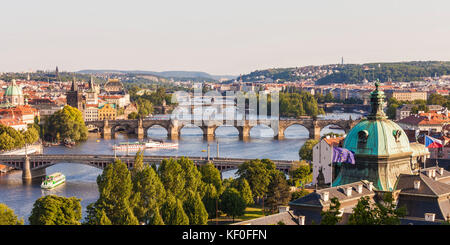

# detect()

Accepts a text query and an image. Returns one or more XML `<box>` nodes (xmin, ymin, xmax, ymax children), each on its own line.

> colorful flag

<box><xmin>424</xmin><ymin>135</ymin><xmax>443</xmax><ymax>148</ymax></box>
<box><xmin>332</xmin><ymin>147</ymin><xmax>355</xmax><ymax>164</ymax></box>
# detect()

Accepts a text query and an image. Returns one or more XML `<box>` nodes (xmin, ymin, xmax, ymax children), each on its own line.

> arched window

<box><xmin>357</xmin><ymin>130</ymin><xmax>369</xmax><ymax>148</ymax></box>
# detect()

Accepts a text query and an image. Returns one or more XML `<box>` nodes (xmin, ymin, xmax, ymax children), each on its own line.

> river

<box><xmin>0</xmin><ymin>112</ymin><xmax>361</xmax><ymax>223</ymax></box>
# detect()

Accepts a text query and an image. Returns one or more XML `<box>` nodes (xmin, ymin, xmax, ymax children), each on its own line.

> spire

<box><xmin>368</xmin><ymin>80</ymin><xmax>386</xmax><ymax>120</ymax></box>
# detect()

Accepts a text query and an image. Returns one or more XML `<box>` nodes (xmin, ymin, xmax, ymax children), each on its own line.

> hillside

<box><xmin>236</xmin><ymin>61</ymin><xmax>450</xmax><ymax>84</ymax></box>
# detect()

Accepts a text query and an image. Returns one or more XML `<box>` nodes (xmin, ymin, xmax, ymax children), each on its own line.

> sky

<box><xmin>1</xmin><ymin>0</ymin><xmax>449</xmax><ymax>75</ymax></box>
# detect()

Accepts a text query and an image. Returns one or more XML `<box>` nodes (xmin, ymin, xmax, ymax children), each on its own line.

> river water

<box><xmin>0</xmin><ymin>113</ymin><xmax>361</xmax><ymax>223</ymax></box>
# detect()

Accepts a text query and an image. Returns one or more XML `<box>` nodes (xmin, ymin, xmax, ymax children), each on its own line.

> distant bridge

<box><xmin>85</xmin><ymin>117</ymin><xmax>359</xmax><ymax>140</ymax></box>
<box><xmin>0</xmin><ymin>154</ymin><xmax>298</xmax><ymax>181</ymax></box>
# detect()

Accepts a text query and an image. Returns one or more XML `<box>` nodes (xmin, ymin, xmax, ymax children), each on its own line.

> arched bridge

<box><xmin>0</xmin><ymin>154</ymin><xmax>297</xmax><ymax>181</ymax></box>
<box><xmin>85</xmin><ymin>117</ymin><xmax>359</xmax><ymax>140</ymax></box>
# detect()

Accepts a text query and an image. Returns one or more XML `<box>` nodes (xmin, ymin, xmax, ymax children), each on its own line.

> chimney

<box><xmin>413</xmin><ymin>180</ymin><xmax>421</xmax><ymax>190</ymax></box>
<box><xmin>345</xmin><ymin>186</ymin><xmax>352</xmax><ymax>197</ymax></box>
<box><xmin>298</xmin><ymin>216</ymin><xmax>305</xmax><ymax>225</ymax></box>
<box><xmin>425</xmin><ymin>213</ymin><xmax>436</xmax><ymax>222</ymax></box>
<box><xmin>326</xmin><ymin>135</ymin><xmax>330</xmax><ymax>139</ymax></box>
<box><xmin>367</xmin><ymin>182</ymin><xmax>374</xmax><ymax>192</ymax></box>
<box><xmin>439</xmin><ymin>168</ymin><xmax>444</xmax><ymax>176</ymax></box>
<box><xmin>278</xmin><ymin>206</ymin><xmax>289</xmax><ymax>213</ymax></box>
<box><xmin>321</xmin><ymin>192</ymin><xmax>329</xmax><ymax>202</ymax></box>
<box><xmin>426</xmin><ymin>169</ymin><xmax>434</xmax><ymax>178</ymax></box>
<box><xmin>357</xmin><ymin>184</ymin><xmax>363</xmax><ymax>194</ymax></box>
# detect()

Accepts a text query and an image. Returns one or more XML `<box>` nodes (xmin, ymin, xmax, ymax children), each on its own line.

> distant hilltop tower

<box><xmin>56</xmin><ymin>66</ymin><xmax>61</xmax><ymax>82</ymax></box>
<box><xmin>341</xmin><ymin>56</ymin><xmax>344</xmax><ymax>65</ymax></box>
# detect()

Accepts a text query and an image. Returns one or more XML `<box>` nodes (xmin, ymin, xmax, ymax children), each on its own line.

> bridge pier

<box><xmin>237</xmin><ymin>125</ymin><xmax>251</xmax><ymax>140</ymax></box>
<box><xmin>275</xmin><ymin>126</ymin><xmax>285</xmax><ymax>140</ymax></box>
<box><xmin>22</xmin><ymin>156</ymin><xmax>31</xmax><ymax>180</ymax></box>
<box><xmin>310</xmin><ymin>124</ymin><xmax>321</xmax><ymax>141</ymax></box>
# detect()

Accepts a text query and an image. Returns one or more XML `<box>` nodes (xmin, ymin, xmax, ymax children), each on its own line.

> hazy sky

<box><xmin>1</xmin><ymin>0</ymin><xmax>449</xmax><ymax>75</ymax></box>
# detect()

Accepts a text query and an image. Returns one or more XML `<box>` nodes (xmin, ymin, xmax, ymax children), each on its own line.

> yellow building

<box><xmin>98</xmin><ymin>103</ymin><xmax>117</xmax><ymax>120</ymax></box>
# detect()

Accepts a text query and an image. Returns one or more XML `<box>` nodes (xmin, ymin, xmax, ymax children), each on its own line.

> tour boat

<box><xmin>145</xmin><ymin>139</ymin><xmax>178</xmax><ymax>149</ymax></box>
<box><xmin>112</xmin><ymin>142</ymin><xmax>146</xmax><ymax>151</ymax></box>
<box><xmin>41</xmin><ymin>172</ymin><xmax>66</xmax><ymax>189</ymax></box>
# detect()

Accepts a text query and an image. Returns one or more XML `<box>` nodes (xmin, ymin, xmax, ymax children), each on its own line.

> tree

<box><xmin>136</xmin><ymin>98</ymin><xmax>153</xmax><ymax>118</ymax></box>
<box><xmin>348</xmin><ymin>193</ymin><xmax>405</xmax><ymax>225</ymax></box>
<box><xmin>236</xmin><ymin>159</ymin><xmax>271</xmax><ymax>199</ymax></box>
<box><xmin>158</xmin><ymin>158</ymin><xmax>185</xmax><ymax>200</ymax></box>
<box><xmin>219</xmin><ymin>187</ymin><xmax>246</xmax><ymax>222</ymax></box>
<box><xmin>0</xmin><ymin>132</ymin><xmax>15</xmax><ymax>151</ymax></box>
<box><xmin>320</xmin><ymin>197</ymin><xmax>342</xmax><ymax>225</ymax></box>
<box><xmin>131</xmin><ymin>163</ymin><xmax>166</xmax><ymax>225</ymax></box>
<box><xmin>160</xmin><ymin>193</ymin><xmax>189</xmax><ymax>225</ymax></box>
<box><xmin>178</xmin><ymin>157</ymin><xmax>202</xmax><ymax>197</ymax></box>
<box><xmin>348</xmin><ymin>196</ymin><xmax>377</xmax><ymax>225</ymax></box>
<box><xmin>290</xmin><ymin>189</ymin><xmax>310</xmax><ymax>201</ymax></box>
<box><xmin>85</xmin><ymin>159</ymin><xmax>139</xmax><ymax>225</ymax></box>
<box><xmin>29</xmin><ymin>195</ymin><xmax>82</xmax><ymax>225</ymax></box>
<box><xmin>23</xmin><ymin>126</ymin><xmax>39</xmax><ymax>145</ymax></box>
<box><xmin>202</xmin><ymin>183</ymin><xmax>219</xmax><ymax>218</ymax></box>
<box><xmin>0</xmin><ymin>203</ymin><xmax>23</xmax><ymax>225</ymax></box>
<box><xmin>183</xmin><ymin>190</ymin><xmax>208</xmax><ymax>225</ymax></box>
<box><xmin>290</xmin><ymin>163</ymin><xmax>313</xmax><ymax>188</ymax></box>
<box><xmin>200</xmin><ymin>162</ymin><xmax>223</xmax><ymax>194</ymax></box>
<box><xmin>128</xmin><ymin>112</ymin><xmax>139</xmax><ymax>119</ymax></box>
<box><xmin>235</xmin><ymin>178</ymin><xmax>253</xmax><ymax>206</ymax></box>
<box><xmin>299</xmin><ymin>139</ymin><xmax>318</xmax><ymax>161</ymax></box>
<box><xmin>44</xmin><ymin>105</ymin><xmax>88</xmax><ymax>143</ymax></box>
<box><xmin>266</xmin><ymin>171</ymin><xmax>291</xmax><ymax>213</ymax></box>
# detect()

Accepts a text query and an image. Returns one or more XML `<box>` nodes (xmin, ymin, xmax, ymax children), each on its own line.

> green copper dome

<box><xmin>332</xmin><ymin>81</ymin><xmax>413</xmax><ymax>191</ymax></box>
<box><xmin>5</xmin><ymin>80</ymin><xmax>23</xmax><ymax>96</ymax></box>
<box><xmin>343</xmin><ymin>118</ymin><xmax>412</xmax><ymax>156</ymax></box>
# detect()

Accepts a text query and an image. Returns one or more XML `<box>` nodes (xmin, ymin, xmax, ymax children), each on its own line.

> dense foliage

<box><xmin>316</xmin><ymin>61</ymin><xmax>450</xmax><ymax>85</ymax></box>
<box><xmin>44</xmin><ymin>105</ymin><xmax>88</xmax><ymax>143</ymax></box>
<box><xmin>0</xmin><ymin>203</ymin><xmax>24</xmax><ymax>225</ymax></box>
<box><xmin>280</xmin><ymin>92</ymin><xmax>324</xmax><ymax>118</ymax></box>
<box><xmin>29</xmin><ymin>195</ymin><xmax>82</xmax><ymax>225</ymax></box>
<box><xmin>299</xmin><ymin>139</ymin><xmax>319</xmax><ymax>161</ymax></box>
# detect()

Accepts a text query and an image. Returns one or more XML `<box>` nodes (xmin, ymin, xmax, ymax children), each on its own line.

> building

<box><xmin>98</xmin><ymin>103</ymin><xmax>116</xmax><ymax>120</ymax></box>
<box><xmin>285</xmin><ymin>83</ymin><xmax>450</xmax><ymax>225</ymax></box>
<box><xmin>397</xmin><ymin>112</ymin><xmax>449</xmax><ymax>133</ymax></box>
<box><xmin>84</xmin><ymin>104</ymin><xmax>99</xmax><ymax>121</ymax></box>
<box><xmin>104</xmin><ymin>79</ymin><xmax>125</xmax><ymax>94</ymax></box>
<box><xmin>66</xmin><ymin>79</ymin><xmax>83</xmax><ymax>111</ymax></box>
<box><xmin>85</xmin><ymin>77</ymin><xmax>99</xmax><ymax>105</ymax></box>
<box><xmin>386</xmin><ymin>91</ymin><xmax>427</xmax><ymax>102</ymax></box>
<box><xmin>3</xmin><ymin>79</ymin><xmax>24</xmax><ymax>106</ymax></box>
<box><xmin>312</xmin><ymin>136</ymin><xmax>345</xmax><ymax>187</ymax></box>
<box><xmin>395</xmin><ymin>104</ymin><xmax>415</xmax><ymax>120</ymax></box>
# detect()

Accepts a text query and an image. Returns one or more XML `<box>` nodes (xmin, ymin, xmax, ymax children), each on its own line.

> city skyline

<box><xmin>1</xmin><ymin>0</ymin><xmax>450</xmax><ymax>75</ymax></box>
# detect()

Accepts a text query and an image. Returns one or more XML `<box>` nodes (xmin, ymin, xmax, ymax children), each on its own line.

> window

<box><xmin>357</xmin><ymin>130</ymin><xmax>368</xmax><ymax>148</ymax></box>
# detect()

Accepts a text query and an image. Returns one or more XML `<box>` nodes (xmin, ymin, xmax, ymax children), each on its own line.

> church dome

<box><xmin>343</xmin><ymin>118</ymin><xmax>412</xmax><ymax>156</ymax></box>
<box><xmin>5</xmin><ymin>79</ymin><xmax>23</xmax><ymax>97</ymax></box>
<box><xmin>343</xmin><ymin>82</ymin><xmax>411</xmax><ymax>156</ymax></box>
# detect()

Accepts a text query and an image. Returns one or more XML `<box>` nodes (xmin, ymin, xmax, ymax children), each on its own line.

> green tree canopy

<box><xmin>299</xmin><ymin>139</ymin><xmax>319</xmax><ymax>161</ymax></box>
<box><xmin>320</xmin><ymin>197</ymin><xmax>342</xmax><ymax>225</ymax></box>
<box><xmin>0</xmin><ymin>203</ymin><xmax>24</xmax><ymax>225</ymax></box>
<box><xmin>234</xmin><ymin>178</ymin><xmax>254</xmax><ymax>206</ymax></box>
<box><xmin>44</xmin><ymin>105</ymin><xmax>88</xmax><ymax>143</ymax></box>
<box><xmin>158</xmin><ymin>158</ymin><xmax>186</xmax><ymax>199</ymax></box>
<box><xmin>290</xmin><ymin>163</ymin><xmax>313</xmax><ymax>188</ymax></box>
<box><xmin>85</xmin><ymin>159</ymin><xmax>139</xmax><ymax>225</ymax></box>
<box><xmin>160</xmin><ymin>193</ymin><xmax>189</xmax><ymax>225</ymax></box>
<box><xmin>202</xmin><ymin>183</ymin><xmax>219</xmax><ymax>218</ymax></box>
<box><xmin>183</xmin><ymin>190</ymin><xmax>208</xmax><ymax>225</ymax></box>
<box><xmin>219</xmin><ymin>187</ymin><xmax>246</xmax><ymax>222</ymax></box>
<box><xmin>266</xmin><ymin>171</ymin><xmax>291</xmax><ymax>213</ymax></box>
<box><xmin>236</xmin><ymin>159</ymin><xmax>271</xmax><ymax>198</ymax></box>
<box><xmin>29</xmin><ymin>195</ymin><xmax>81</xmax><ymax>225</ymax></box>
<box><xmin>200</xmin><ymin>162</ymin><xmax>223</xmax><ymax>194</ymax></box>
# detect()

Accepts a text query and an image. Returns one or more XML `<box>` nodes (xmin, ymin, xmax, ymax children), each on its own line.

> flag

<box><xmin>424</xmin><ymin>135</ymin><xmax>443</xmax><ymax>148</ymax></box>
<box><xmin>332</xmin><ymin>147</ymin><xmax>355</xmax><ymax>164</ymax></box>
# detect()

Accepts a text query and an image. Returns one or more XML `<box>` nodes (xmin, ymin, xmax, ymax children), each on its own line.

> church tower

<box><xmin>66</xmin><ymin>78</ymin><xmax>83</xmax><ymax>111</ymax></box>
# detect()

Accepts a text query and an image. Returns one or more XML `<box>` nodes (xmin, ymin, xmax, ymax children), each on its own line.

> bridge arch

<box><xmin>179</xmin><ymin>124</ymin><xmax>204</xmax><ymax>136</ymax></box>
<box><xmin>145</xmin><ymin>124</ymin><xmax>169</xmax><ymax>138</ymax></box>
<box><xmin>214</xmin><ymin>125</ymin><xmax>239</xmax><ymax>137</ymax></box>
<box><xmin>283</xmin><ymin>124</ymin><xmax>310</xmax><ymax>139</ymax></box>
<box><xmin>249</xmin><ymin>124</ymin><xmax>275</xmax><ymax>138</ymax></box>
<box><xmin>320</xmin><ymin>124</ymin><xmax>346</xmax><ymax>137</ymax></box>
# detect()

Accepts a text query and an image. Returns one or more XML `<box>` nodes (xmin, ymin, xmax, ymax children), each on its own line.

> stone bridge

<box><xmin>85</xmin><ymin>118</ymin><xmax>359</xmax><ymax>140</ymax></box>
<box><xmin>0</xmin><ymin>154</ymin><xmax>297</xmax><ymax>181</ymax></box>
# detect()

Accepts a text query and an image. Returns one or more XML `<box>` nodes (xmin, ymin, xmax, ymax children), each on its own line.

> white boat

<box><xmin>112</xmin><ymin>142</ymin><xmax>146</xmax><ymax>151</ymax></box>
<box><xmin>145</xmin><ymin>140</ymin><xmax>178</xmax><ymax>149</ymax></box>
<box><xmin>41</xmin><ymin>172</ymin><xmax>66</xmax><ymax>189</ymax></box>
